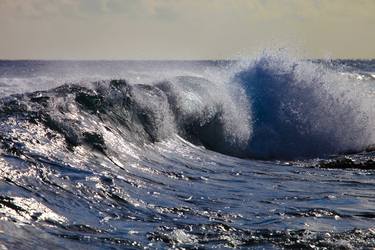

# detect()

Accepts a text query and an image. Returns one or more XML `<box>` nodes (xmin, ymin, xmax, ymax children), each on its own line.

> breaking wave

<box><xmin>1</xmin><ymin>53</ymin><xmax>375</xmax><ymax>160</ymax></box>
<box><xmin>235</xmin><ymin>53</ymin><xmax>375</xmax><ymax>159</ymax></box>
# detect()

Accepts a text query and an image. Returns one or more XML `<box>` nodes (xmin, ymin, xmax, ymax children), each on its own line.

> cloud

<box><xmin>1</xmin><ymin>0</ymin><xmax>374</xmax><ymax>20</ymax></box>
<box><xmin>0</xmin><ymin>0</ymin><xmax>79</xmax><ymax>19</ymax></box>
<box><xmin>0</xmin><ymin>0</ymin><xmax>181</xmax><ymax>21</ymax></box>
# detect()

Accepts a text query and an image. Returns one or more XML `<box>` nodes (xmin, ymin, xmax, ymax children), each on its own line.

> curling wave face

<box><xmin>0</xmin><ymin>76</ymin><xmax>251</xmax><ymax>157</ymax></box>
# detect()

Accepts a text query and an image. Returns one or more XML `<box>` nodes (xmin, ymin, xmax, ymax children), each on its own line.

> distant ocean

<box><xmin>1</xmin><ymin>53</ymin><xmax>375</xmax><ymax>249</ymax></box>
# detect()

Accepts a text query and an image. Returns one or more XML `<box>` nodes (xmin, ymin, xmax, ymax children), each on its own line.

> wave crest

<box><xmin>235</xmin><ymin>53</ymin><xmax>375</xmax><ymax>159</ymax></box>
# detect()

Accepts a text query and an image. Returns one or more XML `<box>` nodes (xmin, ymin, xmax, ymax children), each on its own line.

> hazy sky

<box><xmin>0</xmin><ymin>0</ymin><xmax>374</xmax><ymax>59</ymax></box>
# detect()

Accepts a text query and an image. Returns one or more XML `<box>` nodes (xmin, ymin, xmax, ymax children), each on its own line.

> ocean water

<box><xmin>0</xmin><ymin>53</ymin><xmax>375</xmax><ymax>249</ymax></box>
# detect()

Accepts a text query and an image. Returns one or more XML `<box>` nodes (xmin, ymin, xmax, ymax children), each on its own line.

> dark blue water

<box><xmin>1</xmin><ymin>54</ymin><xmax>375</xmax><ymax>249</ymax></box>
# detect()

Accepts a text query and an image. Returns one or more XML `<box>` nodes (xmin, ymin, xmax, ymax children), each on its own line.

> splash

<box><xmin>234</xmin><ymin>51</ymin><xmax>375</xmax><ymax>159</ymax></box>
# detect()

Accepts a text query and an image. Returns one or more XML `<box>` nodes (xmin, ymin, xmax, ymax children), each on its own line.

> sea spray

<box><xmin>233</xmin><ymin>52</ymin><xmax>375</xmax><ymax>159</ymax></box>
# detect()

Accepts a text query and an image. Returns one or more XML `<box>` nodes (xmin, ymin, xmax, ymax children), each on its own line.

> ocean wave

<box><xmin>1</xmin><ymin>54</ymin><xmax>375</xmax><ymax>160</ymax></box>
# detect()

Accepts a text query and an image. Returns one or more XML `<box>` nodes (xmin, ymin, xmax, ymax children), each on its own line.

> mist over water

<box><xmin>1</xmin><ymin>52</ymin><xmax>375</xmax><ymax>249</ymax></box>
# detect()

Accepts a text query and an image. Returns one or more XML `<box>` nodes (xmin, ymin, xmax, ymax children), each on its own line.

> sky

<box><xmin>0</xmin><ymin>0</ymin><xmax>374</xmax><ymax>60</ymax></box>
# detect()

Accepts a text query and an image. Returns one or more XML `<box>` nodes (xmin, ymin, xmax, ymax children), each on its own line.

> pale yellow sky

<box><xmin>0</xmin><ymin>0</ymin><xmax>374</xmax><ymax>59</ymax></box>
